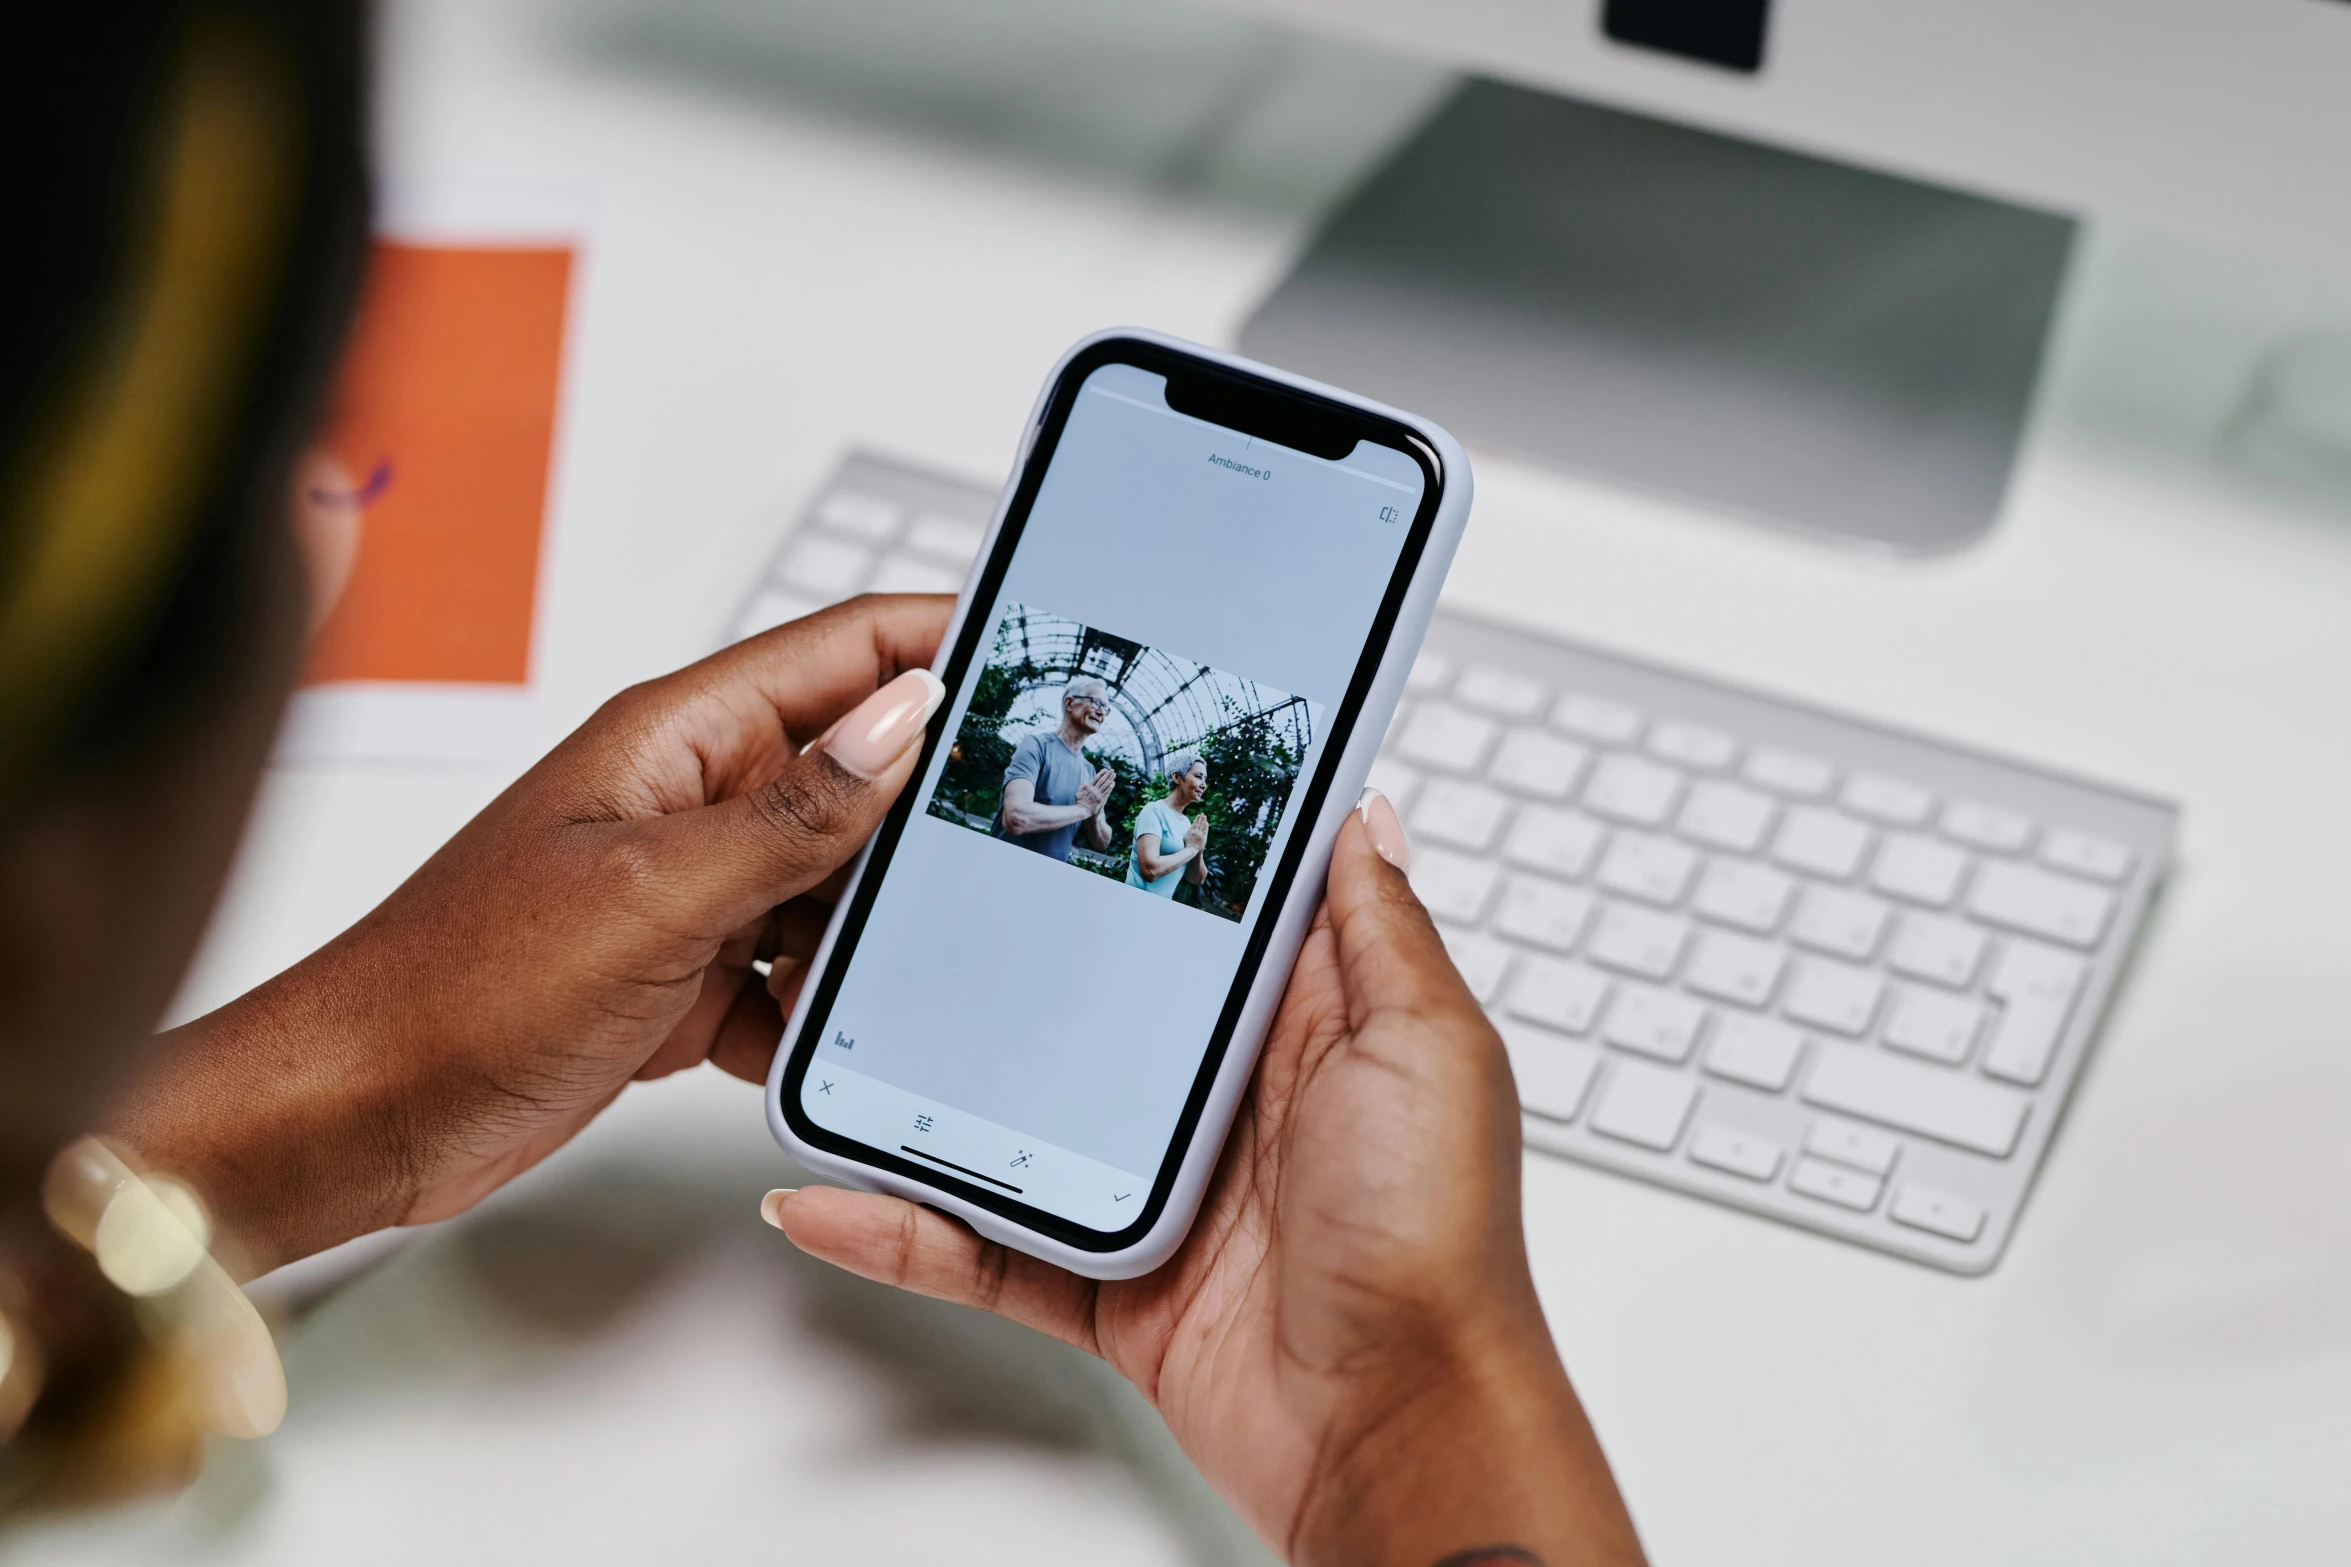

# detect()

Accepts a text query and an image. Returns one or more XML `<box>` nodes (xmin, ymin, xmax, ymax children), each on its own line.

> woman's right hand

<box><xmin>1184</xmin><ymin>813</ymin><xmax>1211</xmax><ymax>851</ymax></box>
<box><xmin>768</xmin><ymin>794</ymin><xmax>1645</xmax><ymax>1567</ymax></box>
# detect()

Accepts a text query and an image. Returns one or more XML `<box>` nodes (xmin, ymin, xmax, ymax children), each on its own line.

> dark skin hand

<box><xmin>107</xmin><ymin>595</ymin><xmax>951</xmax><ymax>1273</ymax></box>
<box><xmin>771</xmin><ymin>808</ymin><xmax>1647</xmax><ymax>1567</ymax></box>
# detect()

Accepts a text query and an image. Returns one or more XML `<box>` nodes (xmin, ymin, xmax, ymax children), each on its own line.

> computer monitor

<box><xmin>1224</xmin><ymin>0</ymin><xmax>2351</xmax><ymax>550</ymax></box>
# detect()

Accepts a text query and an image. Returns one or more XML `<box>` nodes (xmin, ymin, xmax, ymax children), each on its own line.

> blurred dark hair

<box><xmin>0</xmin><ymin>1</ymin><xmax>370</xmax><ymax>802</ymax></box>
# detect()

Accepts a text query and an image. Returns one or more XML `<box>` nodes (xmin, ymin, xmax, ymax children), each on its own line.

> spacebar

<box><xmin>1801</xmin><ymin>1047</ymin><xmax>2029</xmax><ymax>1158</ymax></box>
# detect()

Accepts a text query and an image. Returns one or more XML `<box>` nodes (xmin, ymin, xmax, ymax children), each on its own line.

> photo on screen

<box><xmin>926</xmin><ymin>604</ymin><xmax>1323</xmax><ymax>922</ymax></box>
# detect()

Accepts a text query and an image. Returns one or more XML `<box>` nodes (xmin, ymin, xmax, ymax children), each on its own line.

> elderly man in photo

<box><xmin>997</xmin><ymin>675</ymin><xmax>1119</xmax><ymax>861</ymax></box>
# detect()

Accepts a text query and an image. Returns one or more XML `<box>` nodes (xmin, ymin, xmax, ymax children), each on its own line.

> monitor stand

<box><xmin>1240</xmin><ymin>81</ymin><xmax>2078</xmax><ymax>553</ymax></box>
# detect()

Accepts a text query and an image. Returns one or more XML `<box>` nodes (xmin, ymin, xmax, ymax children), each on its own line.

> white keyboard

<box><xmin>737</xmin><ymin>454</ymin><xmax>2178</xmax><ymax>1274</ymax></box>
<box><xmin>1379</xmin><ymin>616</ymin><xmax>2176</xmax><ymax>1272</ymax></box>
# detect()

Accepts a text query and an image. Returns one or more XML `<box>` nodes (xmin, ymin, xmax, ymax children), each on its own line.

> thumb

<box><xmin>1324</xmin><ymin>788</ymin><xmax>1484</xmax><ymax>1027</ymax></box>
<box><xmin>642</xmin><ymin>667</ymin><xmax>946</xmax><ymax>928</ymax></box>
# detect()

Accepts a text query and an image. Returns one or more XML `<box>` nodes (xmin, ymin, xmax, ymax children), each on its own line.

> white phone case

<box><xmin>767</xmin><ymin>327</ymin><xmax>1474</xmax><ymax>1279</ymax></box>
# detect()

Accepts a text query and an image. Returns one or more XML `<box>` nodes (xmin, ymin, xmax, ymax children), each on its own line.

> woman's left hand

<box><xmin>1185</xmin><ymin>814</ymin><xmax>1211</xmax><ymax>850</ymax></box>
<box><xmin>107</xmin><ymin>596</ymin><xmax>951</xmax><ymax>1274</ymax></box>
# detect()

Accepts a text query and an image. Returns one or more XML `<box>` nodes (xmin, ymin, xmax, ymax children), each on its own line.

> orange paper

<box><xmin>300</xmin><ymin>242</ymin><xmax>572</xmax><ymax>686</ymax></box>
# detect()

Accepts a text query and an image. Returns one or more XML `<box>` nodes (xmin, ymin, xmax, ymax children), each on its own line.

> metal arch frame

<box><xmin>996</xmin><ymin>607</ymin><xmax>1323</xmax><ymax>783</ymax></box>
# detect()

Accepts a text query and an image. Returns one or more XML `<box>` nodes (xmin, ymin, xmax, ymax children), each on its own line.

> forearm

<box><xmin>1002</xmin><ymin>798</ymin><xmax>1094</xmax><ymax>835</ymax></box>
<box><xmin>1137</xmin><ymin>843</ymin><xmax>1202</xmax><ymax>879</ymax></box>
<box><xmin>1291</xmin><ymin>1320</ymin><xmax>1644</xmax><ymax>1567</ymax></box>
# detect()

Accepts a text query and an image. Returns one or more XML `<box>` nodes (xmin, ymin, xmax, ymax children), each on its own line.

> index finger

<box><xmin>701</xmin><ymin>593</ymin><xmax>954</xmax><ymax>739</ymax></box>
<box><xmin>593</xmin><ymin>595</ymin><xmax>954</xmax><ymax>812</ymax></box>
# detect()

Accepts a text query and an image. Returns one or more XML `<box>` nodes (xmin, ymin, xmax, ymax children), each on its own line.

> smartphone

<box><xmin>766</xmin><ymin>330</ymin><xmax>1472</xmax><ymax>1279</ymax></box>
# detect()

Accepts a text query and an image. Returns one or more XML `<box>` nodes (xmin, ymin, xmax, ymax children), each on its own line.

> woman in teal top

<box><xmin>1128</xmin><ymin>751</ymin><xmax>1212</xmax><ymax>898</ymax></box>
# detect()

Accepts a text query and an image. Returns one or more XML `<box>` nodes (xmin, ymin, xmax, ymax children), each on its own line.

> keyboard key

<box><xmin>1788</xmin><ymin>886</ymin><xmax>1890</xmax><ymax>961</ymax></box>
<box><xmin>1885</xmin><ymin>913</ymin><xmax>1987</xmax><ymax>988</ymax></box>
<box><xmin>1969</xmin><ymin>861</ymin><xmax>2114</xmax><ymax>947</ymax></box>
<box><xmin>1705</xmin><ymin>1015</ymin><xmax>1805</xmax><ymax>1091</ymax></box>
<box><xmin>869</xmin><ymin>555</ymin><xmax>964</xmax><ymax>595</ymax></box>
<box><xmin>1595</xmin><ymin>832</ymin><xmax>1698</xmax><ymax>905</ymax></box>
<box><xmin>1600</xmin><ymin>984</ymin><xmax>1706</xmax><ymax>1063</ymax></box>
<box><xmin>1439</xmin><ymin>928</ymin><xmax>1514</xmax><ymax>1004</ymax></box>
<box><xmin>1502</xmin><ymin>807</ymin><xmax>1606</xmax><ymax>879</ymax></box>
<box><xmin>1394</xmin><ymin>704</ymin><xmax>1500</xmax><ymax>774</ymax></box>
<box><xmin>1691</xmin><ymin>860</ymin><xmax>1796</xmax><ymax>933</ymax></box>
<box><xmin>1488</xmin><ymin>729</ymin><xmax>1589</xmax><ymax>800</ymax></box>
<box><xmin>1583</xmin><ymin>755</ymin><xmax>1685</xmax><ymax>826</ymax></box>
<box><xmin>1890</xmin><ymin>1185</ymin><xmax>1987</xmax><ymax>1242</ymax></box>
<box><xmin>2040</xmin><ymin>828</ymin><xmax>2134</xmax><ymax>882</ymax></box>
<box><xmin>1552</xmin><ymin>692</ymin><xmax>1642</xmax><ymax>744</ymax></box>
<box><xmin>1804</xmin><ymin>1120</ymin><xmax>1901</xmax><ymax>1176</ymax></box>
<box><xmin>1690</xmin><ymin>1125</ymin><xmax>1783</xmax><ymax>1182</ymax></box>
<box><xmin>1772</xmin><ymin>807</ymin><xmax>1872</xmax><ymax>880</ymax></box>
<box><xmin>1585</xmin><ymin>904</ymin><xmax>1690</xmax><ymax>980</ymax></box>
<box><xmin>1683</xmin><ymin>931</ymin><xmax>1785</xmax><ymax>1008</ymax></box>
<box><xmin>1744</xmin><ymin>746</ymin><xmax>1835</xmax><ymax>797</ymax></box>
<box><xmin>1492</xmin><ymin>878</ymin><xmax>1595</xmax><ymax>953</ymax></box>
<box><xmin>1677</xmin><ymin>780</ymin><xmax>1777</xmax><ymax>853</ymax></box>
<box><xmin>1802</xmin><ymin>1045</ymin><xmax>2029</xmax><ymax>1157</ymax></box>
<box><xmin>778</xmin><ymin>535</ymin><xmax>875</xmax><ymax>597</ymax></box>
<box><xmin>905</xmin><ymin>512</ymin><xmax>986</xmax><ymax>562</ymax></box>
<box><xmin>1882</xmin><ymin>987</ymin><xmax>1984</xmax><ymax>1066</ymax></box>
<box><xmin>1363</xmin><ymin>757</ymin><xmax>1424</xmax><ymax>815</ymax></box>
<box><xmin>1409</xmin><ymin>848</ymin><xmax>1500</xmax><ymax>924</ymax></box>
<box><xmin>1406</xmin><ymin>651</ymin><xmax>1453</xmax><ymax>694</ymax></box>
<box><xmin>1981</xmin><ymin>938</ymin><xmax>2087</xmax><ymax>1086</ymax></box>
<box><xmin>1498</xmin><ymin>1022</ymin><xmax>1601</xmax><ymax>1122</ymax></box>
<box><xmin>814</xmin><ymin>488</ymin><xmax>903</xmax><ymax>542</ymax></box>
<box><xmin>1842</xmin><ymin>772</ymin><xmax>1935</xmax><ymax>825</ymax></box>
<box><xmin>1504</xmin><ymin>958</ymin><xmax>1610</xmax><ymax>1035</ymax></box>
<box><xmin>1790</xmin><ymin>1156</ymin><xmax>1883</xmax><ymax>1212</ymax></box>
<box><xmin>1942</xmin><ymin>800</ymin><xmax>2033</xmax><ymax>853</ymax></box>
<box><xmin>1647</xmin><ymin>719</ymin><xmax>1737</xmax><ymax>771</ymax></box>
<box><xmin>1456</xmin><ymin>665</ymin><xmax>1548</xmax><ymax>718</ymax></box>
<box><xmin>1783</xmin><ymin>958</ymin><xmax>1884</xmax><ymax>1036</ymax></box>
<box><xmin>1589</xmin><ymin>1062</ymin><xmax>1698</xmax><ymax>1151</ymax></box>
<box><xmin>1413</xmin><ymin>779</ymin><xmax>1511</xmax><ymax>852</ymax></box>
<box><xmin>1869</xmin><ymin>833</ymin><xmax>1970</xmax><ymax>908</ymax></box>
<box><xmin>735</xmin><ymin>588</ymin><xmax>825</xmax><ymax>638</ymax></box>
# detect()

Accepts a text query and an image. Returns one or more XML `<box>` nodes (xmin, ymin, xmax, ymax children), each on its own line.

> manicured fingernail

<box><xmin>760</xmin><ymin>1189</ymin><xmax>797</xmax><ymax>1229</ymax></box>
<box><xmin>822</xmin><ymin>669</ymin><xmax>946</xmax><ymax>778</ymax></box>
<box><xmin>1356</xmin><ymin>787</ymin><xmax>1410</xmax><ymax>872</ymax></box>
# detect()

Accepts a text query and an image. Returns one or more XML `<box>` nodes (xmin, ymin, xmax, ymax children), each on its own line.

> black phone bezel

<box><xmin>777</xmin><ymin>336</ymin><xmax>1447</xmax><ymax>1253</ymax></box>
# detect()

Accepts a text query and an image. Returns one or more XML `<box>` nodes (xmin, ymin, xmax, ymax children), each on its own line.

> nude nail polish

<box><xmin>822</xmin><ymin>669</ymin><xmax>946</xmax><ymax>778</ymax></box>
<box><xmin>1356</xmin><ymin>786</ymin><xmax>1411</xmax><ymax>872</ymax></box>
<box><xmin>760</xmin><ymin>1189</ymin><xmax>797</xmax><ymax>1229</ymax></box>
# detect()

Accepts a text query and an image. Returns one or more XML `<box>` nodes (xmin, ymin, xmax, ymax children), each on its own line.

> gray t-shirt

<box><xmin>1001</xmin><ymin>731</ymin><xmax>1097</xmax><ymax>861</ymax></box>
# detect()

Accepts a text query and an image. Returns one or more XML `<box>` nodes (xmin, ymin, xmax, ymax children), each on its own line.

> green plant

<box><xmin>925</xmin><ymin>639</ymin><xmax>1041</xmax><ymax>828</ymax></box>
<box><xmin>924</xmin><ymin>620</ymin><xmax>1310</xmax><ymax>924</ymax></box>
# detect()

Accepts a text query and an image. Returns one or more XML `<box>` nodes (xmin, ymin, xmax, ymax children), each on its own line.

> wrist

<box><xmin>102</xmin><ymin>950</ymin><xmax>421</xmax><ymax>1278</ymax></box>
<box><xmin>1289</xmin><ymin>1307</ymin><xmax>1643</xmax><ymax>1567</ymax></box>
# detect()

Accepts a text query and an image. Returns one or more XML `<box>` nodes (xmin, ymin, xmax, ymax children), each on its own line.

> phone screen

<box><xmin>782</xmin><ymin>343</ymin><xmax>1440</xmax><ymax>1246</ymax></box>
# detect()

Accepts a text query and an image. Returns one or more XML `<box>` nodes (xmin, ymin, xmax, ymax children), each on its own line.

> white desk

<box><xmin>17</xmin><ymin>0</ymin><xmax>2351</xmax><ymax>1561</ymax></box>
